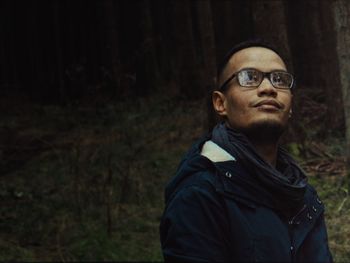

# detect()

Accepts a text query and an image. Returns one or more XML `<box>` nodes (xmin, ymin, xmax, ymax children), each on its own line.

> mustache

<box><xmin>250</xmin><ymin>99</ymin><xmax>285</xmax><ymax>110</ymax></box>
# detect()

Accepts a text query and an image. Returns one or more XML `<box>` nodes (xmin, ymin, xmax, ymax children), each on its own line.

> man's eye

<box><xmin>246</xmin><ymin>72</ymin><xmax>259</xmax><ymax>82</ymax></box>
<box><xmin>273</xmin><ymin>75</ymin><xmax>282</xmax><ymax>83</ymax></box>
<box><xmin>238</xmin><ymin>70</ymin><xmax>261</xmax><ymax>86</ymax></box>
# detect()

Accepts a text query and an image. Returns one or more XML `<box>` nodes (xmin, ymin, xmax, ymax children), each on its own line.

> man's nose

<box><xmin>257</xmin><ymin>77</ymin><xmax>277</xmax><ymax>97</ymax></box>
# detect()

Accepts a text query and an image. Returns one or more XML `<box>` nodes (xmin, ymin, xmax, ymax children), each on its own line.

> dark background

<box><xmin>1</xmin><ymin>1</ymin><xmax>344</xmax><ymax>118</ymax></box>
<box><xmin>1</xmin><ymin>0</ymin><xmax>349</xmax><ymax>261</ymax></box>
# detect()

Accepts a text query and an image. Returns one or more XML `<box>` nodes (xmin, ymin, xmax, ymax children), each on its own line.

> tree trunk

<box><xmin>286</xmin><ymin>1</ymin><xmax>343</xmax><ymax>136</ymax></box>
<box><xmin>211</xmin><ymin>0</ymin><xmax>253</xmax><ymax>66</ymax></box>
<box><xmin>332</xmin><ymin>0</ymin><xmax>350</xmax><ymax>181</ymax></box>
<box><xmin>100</xmin><ymin>0</ymin><xmax>121</xmax><ymax>93</ymax></box>
<box><xmin>1</xmin><ymin>0</ymin><xmax>19</xmax><ymax>93</ymax></box>
<box><xmin>251</xmin><ymin>0</ymin><xmax>293</xmax><ymax>71</ymax></box>
<box><xmin>52</xmin><ymin>0</ymin><xmax>65</xmax><ymax>102</ymax></box>
<box><xmin>135</xmin><ymin>0</ymin><xmax>159</xmax><ymax>97</ymax></box>
<box><xmin>169</xmin><ymin>1</ymin><xmax>201</xmax><ymax>99</ymax></box>
<box><xmin>192</xmin><ymin>0</ymin><xmax>217</xmax><ymax>130</ymax></box>
<box><xmin>318</xmin><ymin>1</ymin><xmax>344</xmax><ymax>134</ymax></box>
<box><xmin>195</xmin><ymin>0</ymin><xmax>216</xmax><ymax>89</ymax></box>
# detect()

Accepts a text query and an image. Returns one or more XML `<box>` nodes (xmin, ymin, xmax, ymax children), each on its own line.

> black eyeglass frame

<box><xmin>218</xmin><ymin>68</ymin><xmax>295</xmax><ymax>91</ymax></box>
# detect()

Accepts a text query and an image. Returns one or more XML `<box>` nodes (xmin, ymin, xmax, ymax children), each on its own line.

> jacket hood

<box><xmin>164</xmin><ymin>133</ymin><xmax>213</xmax><ymax>204</ymax></box>
<box><xmin>164</xmin><ymin>132</ymin><xmax>280</xmax><ymax>209</ymax></box>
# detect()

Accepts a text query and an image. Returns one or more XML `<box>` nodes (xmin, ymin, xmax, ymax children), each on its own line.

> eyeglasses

<box><xmin>218</xmin><ymin>68</ymin><xmax>294</xmax><ymax>91</ymax></box>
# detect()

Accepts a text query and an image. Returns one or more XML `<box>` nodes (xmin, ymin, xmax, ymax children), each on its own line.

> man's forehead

<box><xmin>226</xmin><ymin>47</ymin><xmax>287</xmax><ymax>72</ymax></box>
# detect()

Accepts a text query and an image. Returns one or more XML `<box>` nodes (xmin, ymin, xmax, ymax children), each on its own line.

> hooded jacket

<box><xmin>160</xmin><ymin>133</ymin><xmax>333</xmax><ymax>262</ymax></box>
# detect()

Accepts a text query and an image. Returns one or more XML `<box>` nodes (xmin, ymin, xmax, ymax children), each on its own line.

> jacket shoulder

<box><xmin>167</xmin><ymin>167</ymin><xmax>219</xmax><ymax>202</ymax></box>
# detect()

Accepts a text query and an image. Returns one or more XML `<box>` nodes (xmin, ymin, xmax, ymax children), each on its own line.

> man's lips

<box><xmin>253</xmin><ymin>99</ymin><xmax>283</xmax><ymax>110</ymax></box>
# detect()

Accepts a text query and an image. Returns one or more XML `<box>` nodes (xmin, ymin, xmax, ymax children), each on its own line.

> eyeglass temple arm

<box><xmin>218</xmin><ymin>73</ymin><xmax>236</xmax><ymax>91</ymax></box>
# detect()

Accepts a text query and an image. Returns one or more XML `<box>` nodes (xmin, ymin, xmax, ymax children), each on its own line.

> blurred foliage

<box><xmin>0</xmin><ymin>94</ymin><xmax>348</xmax><ymax>261</ymax></box>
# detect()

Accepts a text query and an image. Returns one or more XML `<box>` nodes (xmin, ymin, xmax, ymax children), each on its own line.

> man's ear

<box><xmin>212</xmin><ymin>91</ymin><xmax>227</xmax><ymax>117</ymax></box>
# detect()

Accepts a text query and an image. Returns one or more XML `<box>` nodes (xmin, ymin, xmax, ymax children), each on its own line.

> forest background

<box><xmin>1</xmin><ymin>0</ymin><xmax>350</xmax><ymax>261</ymax></box>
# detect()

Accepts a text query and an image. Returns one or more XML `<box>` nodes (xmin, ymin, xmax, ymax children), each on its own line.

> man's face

<box><xmin>214</xmin><ymin>47</ymin><xmax>292</xmax><ymax>138</ymax></box>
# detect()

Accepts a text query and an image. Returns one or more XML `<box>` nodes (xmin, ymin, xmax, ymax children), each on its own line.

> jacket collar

<box><xmin>207</xmin><ymin>147</ymin><xmax>326</xmax><ymax>250</ymax></box>
<box><xmin>201</xmin><ymin>140</ymin><xmax>236</xmax><ymax>162</ymax></box>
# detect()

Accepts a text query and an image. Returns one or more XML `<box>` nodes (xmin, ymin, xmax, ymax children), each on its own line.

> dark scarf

<box><xmin>211</xmin><ymin>122</ymin><xmax>307</xmax><ymax>211</ymax></box>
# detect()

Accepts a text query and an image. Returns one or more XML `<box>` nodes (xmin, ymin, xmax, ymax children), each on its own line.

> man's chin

<box><xmin>240</xmin><ymin>120</ymin><xmax>286</xmax><ymax>143</ymax></box>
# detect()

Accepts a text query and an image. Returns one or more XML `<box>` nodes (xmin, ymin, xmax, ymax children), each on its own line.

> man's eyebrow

<box><xmin>236</xmin><ymin>67</ymin><xmax>289</xmax><ymax>73</ymax></box>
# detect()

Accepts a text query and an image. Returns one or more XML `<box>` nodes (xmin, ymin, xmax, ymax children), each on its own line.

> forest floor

<box><xmin>0</xmin><ymin>93</ymin><xmax>349</xmax><ymax>261</ymax></box>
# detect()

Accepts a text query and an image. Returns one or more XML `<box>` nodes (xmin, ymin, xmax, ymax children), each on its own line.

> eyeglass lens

<box><xmin>237</xmin><ymin>69</ymin><xmax>292</xmax><ymax>89</ymax></box>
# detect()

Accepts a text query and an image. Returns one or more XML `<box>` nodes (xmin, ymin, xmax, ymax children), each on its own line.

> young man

<box><xmin>160</xmin><ymin>40</ymin><xmax>333</xmax><ymax>262</ymax></box>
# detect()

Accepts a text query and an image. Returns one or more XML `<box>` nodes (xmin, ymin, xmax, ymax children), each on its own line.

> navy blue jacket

<box><xmin>160</xmin><ymin>135</ymin><xmax>333</xmax><ymax>262</ymax></box>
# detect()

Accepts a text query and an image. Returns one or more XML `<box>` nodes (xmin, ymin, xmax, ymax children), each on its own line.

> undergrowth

<box><xmin>0</xmin><ymin>94</ymin><xmax>348</xmax><ymax>261</ymax></box>
<box><xmin>0</xmin><ymin>94</ymin><xmax>206</xmax><ymax>261</ymax></box>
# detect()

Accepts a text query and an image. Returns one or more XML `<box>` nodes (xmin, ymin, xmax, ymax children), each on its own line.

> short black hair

<box><xmin>217</xmin><ymin>38</ymin><xmax>285</xmax><ymax>88</ymax></box>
